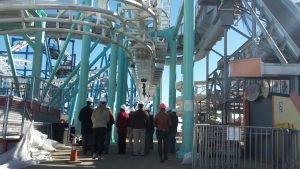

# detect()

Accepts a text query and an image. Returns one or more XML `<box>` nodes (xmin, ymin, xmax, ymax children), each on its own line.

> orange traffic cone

<box><xmin>67</xmin><ymin>136</ymin><xmax>82</xmax><ymax>164</ymax></box>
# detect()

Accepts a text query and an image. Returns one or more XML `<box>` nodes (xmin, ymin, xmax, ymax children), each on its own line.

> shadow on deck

<box><xmin>24</xmin><ymin>143</ymin><xmax>191</xmax><ymax>169</ymax></box>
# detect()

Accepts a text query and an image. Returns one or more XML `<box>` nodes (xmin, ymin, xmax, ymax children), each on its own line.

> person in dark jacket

<box><xmin>116</xmin><ymin>104</ymin><xmax>129</xmax><ymax>154</ymax></box>
<box><xmin>78</xmin><ymin>97</ymin><xmax>94</xmax><ymax>155</ymax></box>
<box><xmin>104</xmin><ymin>106</ymin><xmax>115</xmax><ymax>154</ymax></box>
<box><xmin>132</xmin><ymin>101</ymin><xmax>149</xmax><ymax>156</ymax></box>
<box><xmin>168</xmin><ymin>109</ymin><xmax>178</xmax><ymax>154</ymax></box>
<box><xmin>154</xmin><ymin>103</ymin><xmax>172</xmax><ymax>162</ymax></box>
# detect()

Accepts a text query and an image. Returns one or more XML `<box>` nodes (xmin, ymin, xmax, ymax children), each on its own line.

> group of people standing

<box><xmin>78</xmin><ymin>97</ymin><xmax>178</xmax><ymax>163</ymax></box>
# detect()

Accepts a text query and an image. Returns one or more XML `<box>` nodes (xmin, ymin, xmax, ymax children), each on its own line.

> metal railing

<box><xmin>0</xmin><ymin>75</ymin><xmax>62</xmax><ymax>109</ymax></box>
<box><xmin>0</xmin><ymin>75</ymin><xmax>62</xmax><ymax>140</ymax></box>
<box><xmin>193</xmin><ymin>125</ymin><xmax>300</xmax><ymax>169</ymax></box>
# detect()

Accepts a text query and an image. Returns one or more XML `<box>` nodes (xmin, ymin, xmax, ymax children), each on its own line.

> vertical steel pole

<box><xmin>107</xmin><ymin>44</ymin><xmax>118</xmax><ymax>113</ymax></box>
<box><xmin>206</xmin><ymin>53</ymin><xmax>209</xmax><ymax>118</ymax></box>
<box><xmin>179</xmin><ymin>0</ymin><xmax>195</xmax><ymax>157</ymax></box>
<box><xmin>169</xmin><ymin>40</ymin><xmax>177</xmax><ymax>110</ymax></box>
<box><xmin>223</xmin><ymin>27</ymin><xmax>228</xmax><ymax>124</ymax></box>
<box><xmin>32</xmin><ymin>26</ymin><xmax>45</xmax><ymax>99</ymax></box>
<box><xmin>74</xmin><ymin>0</ymin><xmax>92</xmax><ymax>134</ymax></box>
<box><xmin>122</xmin><ymin>56</ymin><xmax>129</xmax><ymax>104</ymax></box>
<box><xmin>4</xmin><ymin>35</ymin><xmax>20</xmax><ymax>97</ymax></box>
<box><xmin>108</xmin><ymin>42</ymin><xmax>118</xmax><ymax>143</ymax></box>
<box><xmin>115</xmin><ymin>35</ymin><xmax>125</xmax><ymax>113</ymax></box>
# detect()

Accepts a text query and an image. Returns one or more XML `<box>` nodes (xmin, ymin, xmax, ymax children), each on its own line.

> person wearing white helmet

<box><xmin>116</xmin><ymin>104</ymin><xmax>129</xmax><ymax>154</ymax></box>
<box><xmin>132</xmin><ymin>101</ymin><xmax>149</xmax><ymax>156</ymax></box>
<box><xmin>91</xmin><ymin>97</ymin><xmax>110</xmax><ymax>160</ymax></box>
<box><xmin>127</xmin><ymin>107</ymin><xmax>135</xmax><ymax>153</ymax></box>
<box><xmin>78</xmin><ymin>97</ymin><xmax>94</xmax><ymax>155</ymax></box>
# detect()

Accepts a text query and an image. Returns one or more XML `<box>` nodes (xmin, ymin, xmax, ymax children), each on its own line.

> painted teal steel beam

<box><xmin>169</xmin><ymin>40</ymin><xmax>177</xmax><ymax>110</ymax></box>
<box><xmin>51</xmin><ymin>46</ymin><xmax>110</xmax><ymax>106</ymax></box>
<box><xmin>178</xmin><ymin>0</ymin><xmax>195</xmax><ymax>158</ymax></box>
<box><xmin>173</xmin><ymin>3</ymin><xmax>184</xmax><ymax>40</ymax></box>
<box><xmin>74</xmin><ymin>0</ymin><xmax>92</xmax><ymax>134</ymax></box>
<box><xmin>60</xmin><ymin>46</ymin><xmax>110</xmax><ymax>89</ymax></box>
<box><xmin>115</xmin><ymin>35</ymin><xmax>125</xmax><ymax>115</ymax></box>
<box><xmin>122</xmin><ymin>56</ymin><xmax>129</xmax><ymax>104</ymax></box>
<box><xmin>46</xmin><ymin>13</ymin><xmax>82</xmax><ymax>86</ymax></box>
<box><xmin>90</xmin><ymin>37</ymin><xmax>101</xmax><ymax>53</ymax></box>
<box><xmin>69</xmin><ymin>88</ymin><xmax>78</xmax><ymax>125</ymax></box>
<box><xmin>63</xmin><ymin>65</ymin><xmax>110</xmax><ymax>104</ymax></box>
<box><xmin>107</xmin><ymin>43</ymin><xmax>118</xmax><ymax>113</ymax></box>
<box><xmin>4</xmin><ymin>35</ymin><xmax>20</xmax><ymax>97</ymax></box>
<box><xmin>21</xmin><ymin>34</ymin><xmax>35</xmax><ymax>49</ymax></box>
<box><xmin>31</xmin><ymin>21</ymin><xmax>45</xmax><ymax>99</ymax></box>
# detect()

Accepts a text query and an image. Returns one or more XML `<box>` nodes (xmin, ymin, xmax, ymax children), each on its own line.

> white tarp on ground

<box><xmin>0</xmin><ymin>122</ymin><xmax>69</xmax><ymax>169</ymax></box>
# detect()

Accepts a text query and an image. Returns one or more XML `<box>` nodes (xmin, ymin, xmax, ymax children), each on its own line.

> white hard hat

<box><xmin>86</xmin><ymin>97</ymin><xmax>93</xmax><ymax>102</ymax></box>
<box><xmin>129</xmin><ymin>108</ymin><xmax>135</xmax><ymax>112</ymax></box>
<box><xmin>120</xmin><ymin>104</ymin><xmax>127</xmax><ymax>110</ymax></box>
<box><xmin>99</xmin><ymin>97</ymin><xmax>107</xmax><ymax>102</ymax></box>
<box><xmin>106</xmin><ymin>106</ymin><xmax>111</xmax><ymax>109</ymax></box>
<box><xmin>138</xmin><ymin>101</ymin><xmax>144</xmax><ymax>105</ymax></box>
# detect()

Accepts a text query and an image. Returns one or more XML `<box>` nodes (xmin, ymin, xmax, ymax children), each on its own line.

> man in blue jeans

<box><xmin>91</xmin><ymin>97</ymin><xmax>110</xmax><ymax>160</ymax></box>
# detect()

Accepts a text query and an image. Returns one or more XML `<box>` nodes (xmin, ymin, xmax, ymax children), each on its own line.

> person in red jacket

<box><xmin>116</xmin><ymin>104</ymin><xmax>129</xmax><ymax>154</ymax></box>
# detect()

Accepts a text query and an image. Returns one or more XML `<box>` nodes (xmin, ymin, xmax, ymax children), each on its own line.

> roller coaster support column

<box><xmin>108</xmin><ymin>41</ymin><xmax>118</xmax><ymax>143</ymax></box>
<box><xmin>178</xmin><ymin>0</ymin><xmax>195</xmax><ymax>157</ymax></box>
<box><xmin>152</xmin><ymin>27</ymin><xmax>177</xmax><ymax>110</ymax></box>
<box><xmin>169</xmin><ymin>40</ymin><xmax>177</xmax><ymax>110</ymax></box>
<box><xmin>114</xmin><ymin>35</ymin><xmax>125</xmax><ymax>139</ymax></box>
<box><xmin>4</xmin><ymin>35</ymin><xmax>20</xmax><ymax>97</ymax></box>
<box><xmin>108</xmin><ymin>43</ymin><xmax>117</xmax><ymax>112</ymax></box>
<box><xmin>74</xmin><ymin>0</ymin><xmax>92</xmax><ymax>134</ymax></box>
<box><xmin>31</xmin><ymin>11</ymin><xmax>46</xmax><ymax>99</ymax></box>
<box><xmin>129</xmin><ymin>76</ymin><xmax>135</xmax><ymax>107</ymax></box>
<box><xmin>122</xmin><ymin>56</ymin><xmax>129</xmax><ymax>104</ymax></box>
<box><xmin>115</xmin><ymin>35</ymin><xmax>125</xmax><ymax>112</ymax></box>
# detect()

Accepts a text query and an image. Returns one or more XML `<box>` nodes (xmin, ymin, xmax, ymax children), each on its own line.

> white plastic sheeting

<box><xmin>0</xmin><ymin>122</ymin><xmax>69</xmax><ymax>169</ymax></box>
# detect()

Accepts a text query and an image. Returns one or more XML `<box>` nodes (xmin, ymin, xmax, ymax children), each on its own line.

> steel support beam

<box><xmin>107</xmin><ymin>43</ymin><xmax>118</xmax><ymax>113</ymax></box>
<box><xmin>74</xmin><ymin>0</ymin><xmax>92</xmax><ymax>134</ymax></box>
<box><xmin>45</xmin><ymin>13</ymin><xmax>82</xmax><ymax>90</ymax></box>
<box><xmin>31</xmin><ymin>20</ymin><xmax>45</xmax><ymax>99</ymax></box>
<box><xmin>178</xmin><ymin>0</ymin><xmax>195</xmax><ymax>157</ymax></box>
<box><xmin>173</xmin><ymin>3</ymin><xmax>184</xmax><ymax>40</ymax></box>
<box><xmin>107</xmin><ymin>42</ymin><xmax>118</xmax><ymax>143</ymax></box>
<box><xmin>4</xmin><ymin>35</ymin><xmax>20</xmax><ymax>97</ymax></box>
<box><xmin>115</xmin><ymin>35</ymin><xmax>125</xmax><ymax>115</ymax></box>
<box><xmin>223</xmin><ymin>27</ymin><xmax>229</xmax><ymax>124</ymax></box>
<box><xmin>169</xmin><ymin>40</ymin><xmax>177</xmax><ymax>110</ymax></box>
<box><xmin>122</xmin><ymin>57</ymin><xmax>129</xmax><ymax>104</ymax></box>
